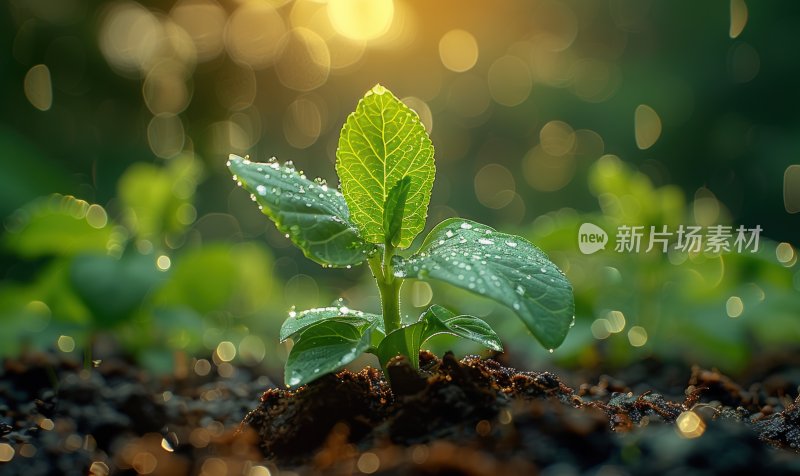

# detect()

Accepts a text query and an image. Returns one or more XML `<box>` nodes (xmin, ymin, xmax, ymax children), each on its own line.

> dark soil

<box><xmin>1</xmin><ymin>350</ymin><xmax>799</xmax><ymax>475</ymax></box>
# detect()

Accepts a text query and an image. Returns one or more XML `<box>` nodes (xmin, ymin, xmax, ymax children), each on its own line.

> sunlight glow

<box><xmin>328</xmin><ymin>0</ymin><xmax>394</xmax><ymax>41</ymax></box>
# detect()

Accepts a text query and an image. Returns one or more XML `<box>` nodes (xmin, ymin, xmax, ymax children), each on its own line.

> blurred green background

<box><xmin>1</xmin><ymin>0</ymin><xmax>798</xmax><ymax>378</ymax></box>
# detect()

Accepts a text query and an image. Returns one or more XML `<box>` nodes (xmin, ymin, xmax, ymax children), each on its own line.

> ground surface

<box><xmin>1</xmin><ymin>350</ymin><xmax>799</xmax><ymax>475</ymax></box>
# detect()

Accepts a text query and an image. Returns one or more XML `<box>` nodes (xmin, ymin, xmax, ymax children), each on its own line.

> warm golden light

<box><xmin>147</xmin><ymin>114</ymin><xmax>185</xmax><ymax>159</ymax></box>
<box><xmin>216</xmin><ymin>341</ymin><xmax>237</xmax><ymax>362</ymax></box>
<box><xmin>142</xmin><ymin>61</ymin><xmax>191</xmax><ymax>115</ymax></box>
<box><xmin>328</xmin><ymin>0</ymin><xmax>394</xmax><ymax>41</ymax></box>
<box><xmin>776</xmin><ymin>242</ymin><xmax>796</xmax><ymax>266</ymax></box>
<box><xmin>591</xmin><ymin>319</ymin><xmax>611</xmax><ymax>339</ymax></box>
<box><xmin>635</xmin><ymin>104</ymin><xmax>662</xmax><ymax>150</ymax></box>
<box><xmin>606</xmin><ymin>310</ymin><xmax>626</xmax><ymax>333</ymax></box>
<box><xmin>283</xmin><ymin>97</ymin><xmax>323</xmax><ymax>149</ymax></box>
<box><xmin>730</xmin><ymin>0</ymin><xmax>748</xmax><ymax>39</ymax></box>
<box><xmin>156</xmin><ymin>255</ymin><xmax>171</xmax><ymax>271</ymax></box>
<box><xmin>225</xmin><ymin>2</ymin><xmax>286</xmax><ymax>69</ymax></box>
<box><xmin>356</xmin><ymin>452</ymin><xmax>380</xmax><ymax>474</ymax></box>
<box><xmin>439</xmin><ymin>29</ymin><xmax>479</xmax><ymax>72</ymax></box>
<box><xmin>401</xmin><ymin>97</ymin><xmax>433</xmax><ymax>133</ymax></box>
<box><xmin>540</xmin><ymin>121</ymin><xmax>576</xmax><ymax>156</ymax></box>
<box><xmin>248</xmin><ymin>466</ymin><xmax>272</xmax><ymax>476</ymax></box>
<box><xmin>170</xmin><ymin>0</ymin><xmax>226</xmax><ymax>62</ymax></box>
<box><xmin>784</xmin><ymin>165</ymin><xmax>800</xmax><ymax>214</ymax></box>
<box><xmin>24</xmin><ymin>64</ymin><xmax>52</xmax><ymax>111</ymax></box>
<box><xmin>274</xmin><ymin>28</ymin><xmax>330</xmax><ymax>91</ymax></box>
<box><xmin>726</xmin><ymin>296</ymin><xmax>743</xmax><ymax>318</ymax></box>
<box><xmin>85</xmin><ymin>204</ymin><xmax>108</xmax><ymax>229</ymax></box>
<box><xmin>0</xmin><ymin>443</ymin><xmax>14</xmax><ymax>462</ymax></box>
<box><xmin>522</xmin><ymin>145</ymin><xmax>576</xmax><ymax>192</ymax></box>
<box><xmin>57</xmin><ymin>335</ymin><xmax>76</xmax><ymax>352</ymax></box>
<box><xmin>238</xmin><ymin>335</ymin><xmax>266</xmax><ymax>365</ymax></box>
<box><xmin>676</xmin><ymin>411</ymin><xmax>706</xmax><ymax>439</ymax></box>
<box><xmin>627</xmin><ymin>326</ymin><xmax>648</xmax><ymax>347</ymax></box>
<box><xmin>693</xmin><ymin>188</ymin><xmax>721</xmax><ymax>226</ymax></box>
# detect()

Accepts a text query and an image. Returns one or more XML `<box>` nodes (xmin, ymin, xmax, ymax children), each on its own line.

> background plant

<box><xmin>229</xmin><ymin>85</ymin><xmax>574</xmax><ymax>386</ymax></box>
<box><xmin>0</xmin><ymin>156</ymin><xmax>284</xmax><ymax>373</ymax></box>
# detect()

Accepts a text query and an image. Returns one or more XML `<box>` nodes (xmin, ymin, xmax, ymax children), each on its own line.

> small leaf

<box><xmin>419</xmin><ymin>304</ymin><xmax>503</xmax><ymax>352</ymax></box>
<box><xmin>383</xmin><ymin>176</ymin><xmax>411</xmax><ymax>246</ymax></box>
<box><xmin>375</xmin><ymin>321</ymin><xmax>426</xmax><ymax>370</ymax></box>
<box><xmin>280</xmin><ymin>306</ymin><xmax>384</xmax><ymax>342</ymax></box>
<box><xmin>284</xmin><ymin>320</ymin><xmax>371</xmax><ymax>387</ymax></box>
<box><xmin>228</xmin><ymin>154</ymin><xmax>375</xmax><ymax>267</ymax></box>
<box><xmin>395</xmin><ymin>218</ymin><xmax>575</xmax><ymax>350</ymax></box>
<box><xmin>336</xmin><ymin>85</ymin><xmax>435</xmax><ymax>249</ymax></box>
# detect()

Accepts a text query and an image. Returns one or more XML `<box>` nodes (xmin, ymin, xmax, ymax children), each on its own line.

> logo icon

<box><xmin>578</xmin><ymin>223</ymin><xmax>608</xmax><ymax>255</ymax></box>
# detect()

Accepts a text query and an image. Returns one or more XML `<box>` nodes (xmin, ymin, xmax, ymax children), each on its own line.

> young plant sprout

<box><xmin>228</xmin><ymin>84</ymin><xmax>574</xmax><ymax>387</ymax></box>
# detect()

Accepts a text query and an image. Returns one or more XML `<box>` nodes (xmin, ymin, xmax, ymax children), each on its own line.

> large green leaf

<box><xmin>336</xmin><ymin>85</ymin><xmax>435</xmax><ymax>249</ymax></box>
<box><xmin>418</xmin><ymin>304</ymin><xmax>503</xmax><ymax>352</ymax></box>
<box><xmin>280</xmin><ymin>306</ymin><xmax>384</xmax><ymax>342</ymax></box>
<box><xmin>228</xmin><ymin>154</ymin><xmax>375</xmax><ymax>267</ymax></box>
<box><xmin>394</xmin><ymin>218</ymin><xmax>574</xmax><ymax>350</ymax></box>
<box><xmin>285</xmin><ymin>320</ymin><xmax>372</xmax><ymax>387</ymax></box>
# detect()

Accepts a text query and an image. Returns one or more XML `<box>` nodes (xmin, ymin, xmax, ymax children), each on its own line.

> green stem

<box><xmin>368</xmin><ymin>244</ymin><xmax>403</xmax><ymax>335</ymax></box>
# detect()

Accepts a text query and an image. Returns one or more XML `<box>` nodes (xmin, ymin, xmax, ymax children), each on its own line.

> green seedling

<box><xmin>228</xmin><ymin>84</ymin><xmax>574</xmax><ymax>387</ymax></box>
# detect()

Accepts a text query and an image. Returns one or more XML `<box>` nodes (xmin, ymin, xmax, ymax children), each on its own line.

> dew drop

<box><xmin>478</xmin><ymin>238</ymin><xmax>494</xmax><ymax>245</ymax></box>
<box><xmin>256</xmin><ymin>184</ymin><xmax>267</xmax><ymax>195</ymax></box>
<box><xmin>289</xmin><ymin>375</ymin><xmax>301</xmax><ymax>386</ymax></box>
<box><xmin>506</xmin><ymin>241</ymin><xmax>518</xmax><ymax>248</ymax></box>
<box><xmin>445</xmin><ymin>230</ymin><xmax>454</xmax><ymax>238</ymax></box>
<box><xmin>460</xmin><ymin>223</ymin><xmax>473</xmax><ymax>230</ymax></box>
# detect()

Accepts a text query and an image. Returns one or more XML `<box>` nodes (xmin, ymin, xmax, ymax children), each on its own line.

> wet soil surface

<box><xmin>1</xmin><ymin>351</ymin><xmax>799</xmax><ymax>475</ymax></box>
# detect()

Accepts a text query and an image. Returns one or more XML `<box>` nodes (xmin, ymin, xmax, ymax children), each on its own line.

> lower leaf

<box><xmin>419</xmin><ymin>304</ymin><xmax>503</xmax><ymax>352</ymax></box>
<box><xmin>284</xmin><ymin>320</ymin><xmax>372</xmax><ymax>387</ymax></box>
